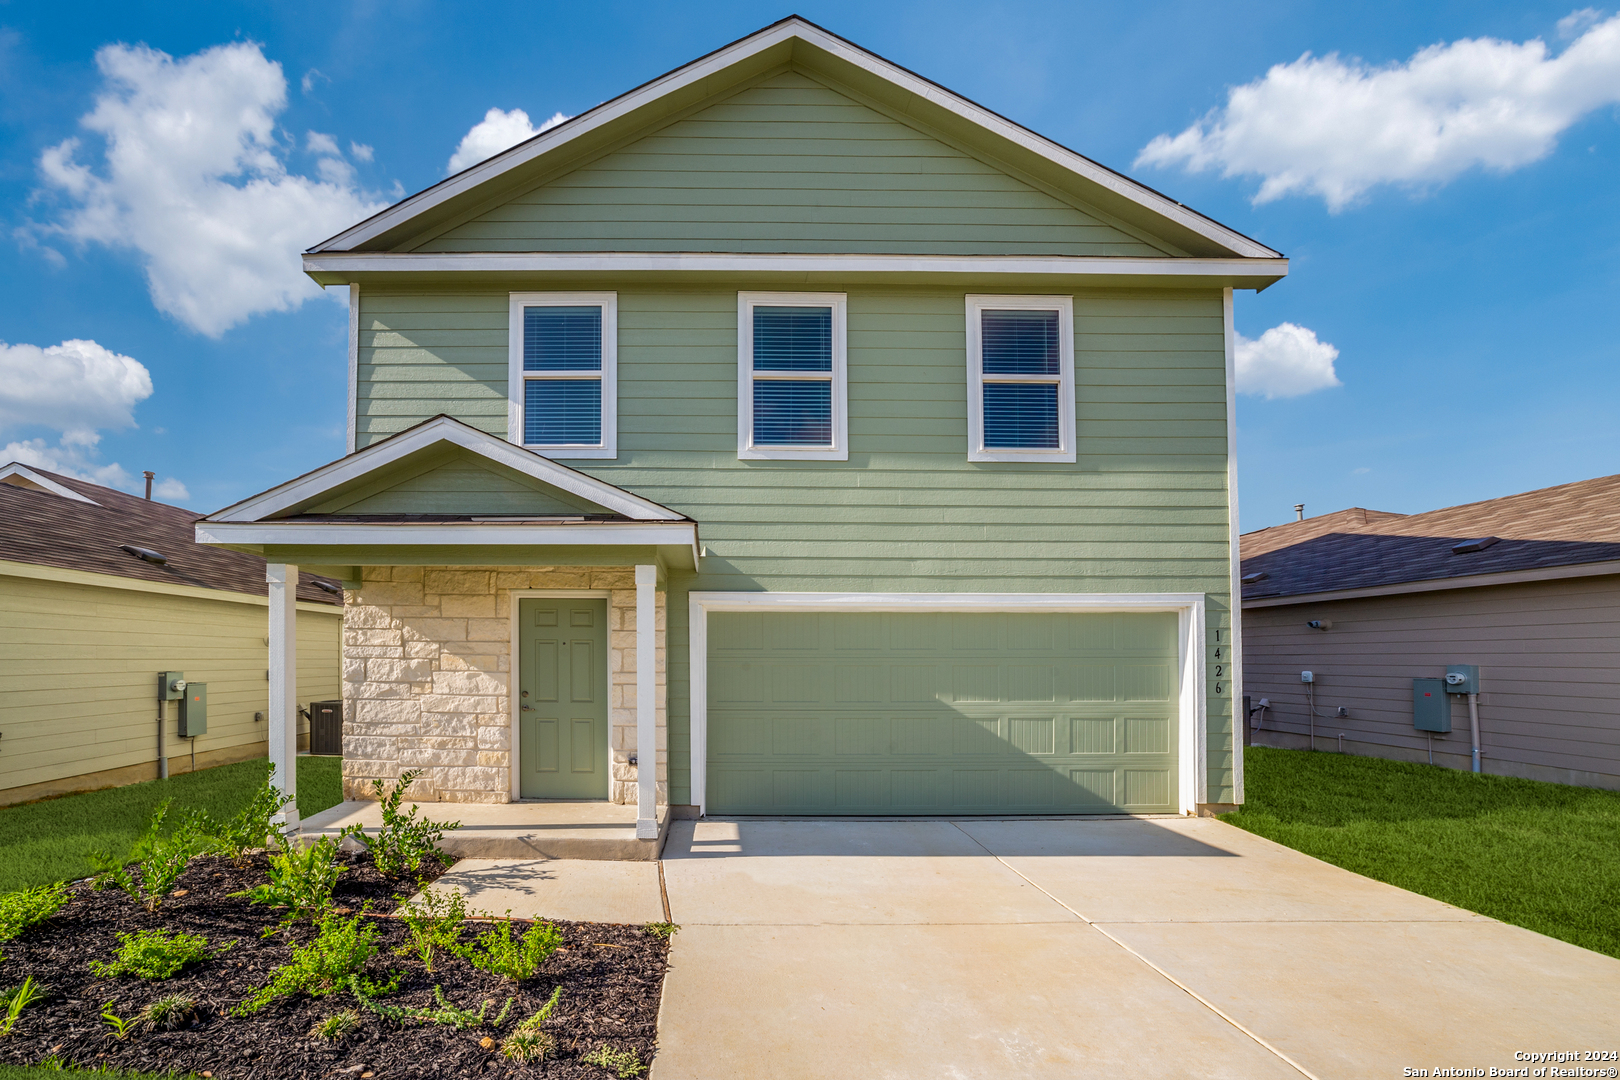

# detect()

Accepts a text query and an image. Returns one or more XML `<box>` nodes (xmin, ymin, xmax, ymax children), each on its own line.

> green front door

<box><xmin>518</xmin><ymin>598</ymin><xmax>609</xmax><ymax>800</ymax></box>
<box><xmin>706</xmin><ymin>611</ymin><xmax>1180</xmax><ymax>815</ymax></box>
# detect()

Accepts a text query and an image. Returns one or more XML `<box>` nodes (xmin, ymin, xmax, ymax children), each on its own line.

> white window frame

<box><xmin>737</xmin><ymin>291</ymin><xmax>848</xmax><ymax>461</ymax></box>
<box><xmin>965</xmin><ymin>294</ymin><xmax>1076</xmax><ymax>463</ymax></box>
<box><xmin>508</xmin><ymin>291</ymin><xmax>617</xmax><ymax>459</ymax></box>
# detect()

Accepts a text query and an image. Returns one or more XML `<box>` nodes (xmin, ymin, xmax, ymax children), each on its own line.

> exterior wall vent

<box><xmin>1451</xmin><ymin>536</ymin><xmax>1500</xmax><ymax>554</ymax></box>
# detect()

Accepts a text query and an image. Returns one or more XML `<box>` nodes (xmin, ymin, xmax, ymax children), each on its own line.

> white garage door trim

<box><xmin>688</xmin><ymin>592</ymin><xmax>1209</xmax><ymax>816</ymax></box>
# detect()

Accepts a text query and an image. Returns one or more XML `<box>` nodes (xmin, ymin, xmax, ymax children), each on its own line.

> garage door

<box><xmin>706</xmin><ymin>611</ymin><xmax>1179</xmax><ymax>815</ymax></box>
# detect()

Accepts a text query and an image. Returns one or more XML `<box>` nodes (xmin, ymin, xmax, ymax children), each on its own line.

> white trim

<box><xmin>304</xmin><ymin>251</ymin><xmax>1289</xmax><ymax>283</ymax></box>
<box><xmin>965</xmin><ymin>295</ymin><xmax>1076</xmax><ymax>463</ymax></box>
<box><xmin>308</xmin><ymin>19</ymin><xmax>1278</xmax><ymax>260</ymax></box>
<box><xmin>737</xmin><ymin>292</ymin><xmax>848</xmax><ymax>461</ymax></box>
<box><xmin>635</xmin><ymin>565</ymin><xmax>658</xmax><ymax>838</ymax></box>
<box><xmin>507</xmin><ymin>589</ymin><xmax>614</xmax><ymax>802</ymax></box>
<box><xmin>205</xmin><ymin>415</ymin><xmax>681</xmax><ymax>523</ymax></box>
<box><xmin>1223</xmin><ymin>287</ymin><xmax>1243</xmax><ymax>803</ymax></box>
<box><xmin>196</xmin><ymin>520</ymin><xmax>696</xmax><ymax>548</ymax></box>
<box><xmin>267</xmin><ymin>563</ymin><xmax>300</xmax><ymax>833</ymax></box>
<box><xmin>0</xmin><ymin>463</ymin><xmax>99</xmax><ymax>504</ymax></box>
<box><xmin>1242</xmin><ymin>559</ymin><xmax>1620</xmax><ymax>608</ymax></box>
<box><xmin>347</xmin><ymin>284</ymin><xmax>359</xmax><ymax>455</ymax></box>
<box><xmin>507</xmin><ymin>292</ymin><xmax>618</xmax><ymax>459</ymax></box>
<box><xmin>0</xmin><ymin>558</ymin><xmax>340</xmax><ymax>613</ymax></box>
<box><xmin>687</xmin><ymin>591</ymin><xmax>1208</xmax><ymax>816</ymax></box>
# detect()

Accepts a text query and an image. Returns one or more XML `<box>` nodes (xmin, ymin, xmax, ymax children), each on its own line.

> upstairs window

<box><xmin>738</xmin><ymin>292</ymin><xmax>848</xmax><ymax>461</ymax></box>
<box><xmin>966</xmin><ymin>295</ymin><xmax>1075</xmax><ymax>463</ymax></box>
<box><xmin>508</xmin><ymin>292</ymin><xmax>617</xmax><ymax>458</ymax></box>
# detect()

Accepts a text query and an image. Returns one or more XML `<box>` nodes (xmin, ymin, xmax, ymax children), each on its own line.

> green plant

<box><xmin>88</xmin><ymin>803</ymin><xmax>210</xmax><ymax>913</ymax></box>
<box><xmin>90</xmin><ymin>929</ymin><xmax>222</xmax><ymax>980</ymax></box>
<box><xmin>394</xmin><ymin>884</ymin><xmax>469</xmax><ymax>972</ymax></box>
<box><xmin>0</xmin><ymin>977</ymin><xmax>44</xmax><ymax>1036</ymax></box>
<box><xmin>354</xmin><ymin>984</ymin><xmax>512</xmax><ymax>1030</ymax></box>
<box><xmin>232</xmin><ymin>833</ymin><xmax>346</xmax><ymax>926</ymax></box>
<box><xmin>0</xmin><ymin>883</ymin><xmax>69</xmax><ymax>942</ymax></box>
<box><xmin>643</xmin><ymin>922</ymin><xmax>679</xmax><ymax>941</ymax></box>
<box><xmin>233</xmin><ymin>912</ymin><xmax>383</xmax><ymax>1015</ymax></box>
<box><xmin>357</xmin><ymin>771</ymin><xmax>459</xmax><ymax>877</ymax></box>
<box><xmin>457</xmin><ymin>916</ymin><xmax>562</xmax><ymax>982</ymax></box>
<box><xmin>310</xmin><ymin>1008</ymin><xmax>361</xmax><ymax>1042</ymax></box>
<box><xmin>500</xmin><ymin>986</ymin><xmax>562</xmax><ymax>1063</ymax></box>
<box><xmin>581</xmin><ymin>1045</ymin><xmax>647</xmax><ymax>1078</ymax></box>
<box><xmin>195</xmin><ymin>769</ymin><xmax>292</xmax><ymax>865</ymax></box>
<box><xmin>139</xmin><ymin>993</ymin><xmax>199</xmax><ymax>1032</ymax></box>
<box><xmin>101</xmin><ymin>1002</ymin><xmax>139</xmax><ymax>1039</ymax></box>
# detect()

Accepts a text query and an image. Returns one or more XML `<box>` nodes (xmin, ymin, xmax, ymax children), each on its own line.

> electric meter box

<box><xmin>1444</xmin><ymin>664</ymin><xmax>1480</xmax><ymax>695</ymax></box>
<box><xmin>179</xmin><ymin>682</ymin><xmax>207</xmax><ymax>737</ymax></box>
<box><xmin>1413</xmin><ymin>679</ymin><xmax>1450</xmax><ymax>732</ymax></box>
<box><xmin>159</xmin><ymin>671</ymin><xmax>186</xmax><ymax>701</ymax></box>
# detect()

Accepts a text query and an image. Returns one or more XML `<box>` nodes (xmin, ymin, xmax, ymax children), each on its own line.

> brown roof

<box><xmin>0</xmin><ymin>466</ymin><xmax>341</xmax><ymax>605</ymax></box>
<box><xmin>1240</xmin><ymin>474</ymin><xmax>1620</xmax><ymax>602</ymax></box>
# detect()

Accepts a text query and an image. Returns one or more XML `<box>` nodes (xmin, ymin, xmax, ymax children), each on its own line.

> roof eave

<box><xmin>1242</xmin><ymin>558</ymin><xmax>1620</xmax><ymax>608</ymax></box>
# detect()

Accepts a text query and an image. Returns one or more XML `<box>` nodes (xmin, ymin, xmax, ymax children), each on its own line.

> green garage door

<box><xmin>707</xmin><ymin>611</ymin><xmax>1180</xmax><ymax>815</ymax></box>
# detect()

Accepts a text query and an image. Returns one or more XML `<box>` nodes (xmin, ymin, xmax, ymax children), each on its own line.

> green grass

<box><xmin>1225</xmin><ymin>747</ymin><xmax>1620</xmax><ymax>958</ymax></box>
<box><xmin>0</xmin><ymin>756</ymin><xmax>343</xmax><ymax>894</ymax></box>
<box><xmin>0</xmin><ymin>1065</ymin><xmax>197</xmax><ymax>1079</ymax></box>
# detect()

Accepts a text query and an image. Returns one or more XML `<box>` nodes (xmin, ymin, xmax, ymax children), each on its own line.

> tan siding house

<box><xmin>1241</xmin><ymin>475</ymin><xmax>1620</xmax><ymax>790</ymax></box>
<box><xmin>0</xmin><ymin>464</ymin><xmax>343</xmax><ymax>804</ymax></box>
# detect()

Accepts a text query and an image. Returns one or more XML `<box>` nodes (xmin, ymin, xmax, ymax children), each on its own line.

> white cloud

<box><xmin>35</xmin><ymin>42</ymin><xmax>389</xmax><ymax>336</ymax></box>
<box><xmin>447</xmin><ymin>108</ymin><xmax>569</xmax><ymax>174</ymax></box>
<box><xmin>1235</xmin><ymin>323</ymin><xmax>1342</xmax><ymax>399</ymax></box>
<box><xmin>349</xmin><ymin>141</ymin><xmax>374</xmax><ymax>162</ymax></box>
<box><xmin>300</xmin><ymin>68</ymin><xmax>327</xmax><ymax>94</ymax></box>
<box><xmin>0</xmin><ymin>337</ymin><xmax>158</xmax><ymax>491</ymax></box>
<box><xmin>1135</xmin><ymin>13</ymin><xmax>1620</xmax><ymax>210</ymax></box>
<box><xmin>305</xmin><ymin>131</ymin><xmax>341</xmax><ymax>156</ymax></box>
<box><xmin>152</xmin><ymin>476</ymin><xmax>190</xmax><ymax>502</ymax></box>
<box><xmin>1559</xmin><ymin>8</ymin><xmax>1603</xmax><ymax>38</ymax></box>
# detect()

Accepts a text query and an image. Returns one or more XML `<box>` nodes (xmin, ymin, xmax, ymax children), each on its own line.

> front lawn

<box><xmin>1225</xmin><ymin>747</ymin><xmax>1620</xmax><ymax>958</ymax></box>
<box><xmin>0</xmin><ymin>758</ymin><xmax>342</xmax><ymax>894</ymax></box>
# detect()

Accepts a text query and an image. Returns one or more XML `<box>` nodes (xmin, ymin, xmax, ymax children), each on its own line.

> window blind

<box><xmin>983</xmin><ymin>383</ymin><xmax>1060</xmax><ymax>449</ymax></box>
<box><xmin>524</xmin><ymin>306</ymin><xmax>602</xmax><ymax>371</ymax></box>
<box><xmin>753</xmin><ymin>381</ymin><xmax>832</xmax><ymax>445</ymax></box>
<box><xmin>753</xmin><ymin>307</ymin><xmax>832</xmax><ymax>371</ymax></box>
<box><xmin>982</xmin><ymin>309</ymin><xmax>1059</xmax><ymax>375</ymax></box>
<box><xmin>525</xmin><ymin>379</ymin><xmax>602</xmax><ymax>445</ymax></box>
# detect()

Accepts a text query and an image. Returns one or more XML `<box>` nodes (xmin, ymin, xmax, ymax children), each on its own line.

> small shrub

<box><xmin>643</xmin><ymin>922</ymin><xmax>679</xmax><ymax>941</ymax></box>
<box><xmin>394</xmin><ymin>884</ymin><xmax>469</xmax><ymax>972</ymax></box>
<box><xmin>234</xmin><ymin>912</ymin><xmax>382</xmax><ymax>1015</ymax></box>
<box><xmin>500</xmin><ymin>986</ymin><xmax>562</xmax><ymax>1063</ymax></box>
<box><xmin>140</xmin><ymin>993</ymin><xmax>200</xmax><ymax>1032</ymax></box>
<box><xmin>89</xmin><ymin>803</ymin><xmax>210</xmax><ymax>913</ymax></box>
<box><xmin>0</xmin><ymin>883</ymin><xmax>69</xmax><ymax>941</ymax></box>
<box><xmin>233</xmin><ymin>833</ymin><xmax>345</xmax><ymax>925</ymax></box>
<box><xmin>357</xmin><ymin>770</ymin><xmax>460</xmax><ymax>877</ymax></box>
<box><xmin>457</xmin><ymin>916</ymin><xmax>562</xmax><ymax>981</ymax></box>
<box><xmin>356</xmin><ymin>984</ymin><xmax>513</xmax><ymax>1030</ymax></box>
<box><xmin>582</xmin><ymin>1045</ymin><xmax>647</xmax><ymax>1078</ymax></box>
<box><xmin>197</xmin><ymin>768</ymin><xmax>293</xmax><ymax>865</ymax></box>
<box><xmin>90</xmin><ymin>929</ymin><xmax>223</xmax><ymax>980</ymax></box>
<box><xmin>0</xmin><ymin>977</ymin><xmax>44</xmax><ymax>1036</ymax></box>
<box><xmin>310</xmin><ymin>1008</ymin><xmax>361</xmax><ymax>1042</ymax></box>
<box><xmin>101</xmin><ymin>1001</ymin><xmax>139</xmax><ymax>1039</ymax></box>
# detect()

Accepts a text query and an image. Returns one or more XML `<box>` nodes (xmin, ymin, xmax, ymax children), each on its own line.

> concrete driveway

<box><xmin>654</xmin><ymin>816</ymin><xmax>1620</xmax><ymax>1079</ymax></box>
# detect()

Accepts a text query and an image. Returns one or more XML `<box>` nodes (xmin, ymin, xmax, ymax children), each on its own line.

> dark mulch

<box><xmin>0</xmin><ymin>851</ymin><xmax>668</xmax><ymax>1079</ymax></box>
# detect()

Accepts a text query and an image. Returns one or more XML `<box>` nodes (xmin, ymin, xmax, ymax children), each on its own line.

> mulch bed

<box><xmin>0</xmin><ymin>851</ymin><xmax>668</xmax><ymax>1079</ymax></box>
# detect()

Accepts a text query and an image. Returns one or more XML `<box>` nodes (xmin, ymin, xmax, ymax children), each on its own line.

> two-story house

<box><xmin>198</xmin><ymin>18</ymin><xmax>1286</xmax><ymax>838</ymax></box>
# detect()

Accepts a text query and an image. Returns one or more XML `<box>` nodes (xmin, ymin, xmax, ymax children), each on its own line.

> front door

<box><xmin>518</xmin><ymin>598</ymin><xmax>609</xmax><ymax>799</ymax></box>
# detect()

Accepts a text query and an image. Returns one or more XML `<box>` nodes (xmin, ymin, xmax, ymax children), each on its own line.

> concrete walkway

<box><xmin>653</xmin><ymin>816</ymin><xmax>1620</xmax><ymax>1079</ymax></box>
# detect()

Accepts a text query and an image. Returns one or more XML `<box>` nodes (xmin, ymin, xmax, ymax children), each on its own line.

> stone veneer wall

<box><xmin>341</xmin><ymin>566</ymin><xmax>666</xmax><ymax>805</ymax></box>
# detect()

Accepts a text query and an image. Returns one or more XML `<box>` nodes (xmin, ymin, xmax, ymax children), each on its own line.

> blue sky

<box><xmin>1</xmin><ymin>1</ymin><xmax>1616</xmax><ymax>530</ymax></box>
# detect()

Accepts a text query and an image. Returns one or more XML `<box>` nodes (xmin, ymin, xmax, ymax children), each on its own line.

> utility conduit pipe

<box><xmin>1468</xmin><ymin>692</ymin><xmax>1481</xmax><ymax>774</ymax></box>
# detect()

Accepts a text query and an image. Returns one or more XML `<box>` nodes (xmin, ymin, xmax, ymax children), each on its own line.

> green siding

<box><xmin>417</xmin><ymin>70</ymin><xmax>1169</xmax><ymax>257</ymax></box>
<box><xmin>307</xmin><ymin>448</ymin><xmax>605</xmax><ymax>517</ymax></box>
<box><xmin>356</xmin><ymin>284</ymin><xmax>1236</xmax><ymax>805</ymax></box>
<box><xmin>709</xmin><ymin>611</ymin><xmax>1179</xmax><ymax>814</ymax></box>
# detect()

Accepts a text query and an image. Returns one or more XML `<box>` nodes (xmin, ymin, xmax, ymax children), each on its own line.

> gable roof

<box><xmin>0</xmin><ymin>465</ymin><xmax>341</xmax><ymax>604</ymax></box>
<box><xmin>203</xmin><ymin>414</ymin><xmax>688</xmax><ymax>524</ymax></box>
<box><xmin>1240</xmin><ymin>474</ymin><xmax>1620</xmax><ymax>603</ymax></box>
<box><xmin>308</xmin><ymin>16</ymin><xmax>1280</xmax><ymax>263</ymax></box>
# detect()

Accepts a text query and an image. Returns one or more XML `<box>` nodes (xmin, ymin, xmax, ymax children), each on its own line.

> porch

<box><xmin>300</xmin><ymin>798</ymin><xmax>672</xmax><ymax>861</ymax></box>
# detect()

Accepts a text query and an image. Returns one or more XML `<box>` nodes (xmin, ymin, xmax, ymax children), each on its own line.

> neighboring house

<box><xmin>1241</xmin><ymin>474</ymin><xmax>1620</xmax><ymax>790</ymax></box>
<box><xmin>198</xmin><ymin>18</ymin><xmax>1288</xmax><ymax>832</ymax></box>
<box><xmin>0</xmin><ymin>462</ymin><xmax>343</xmax><ymax>805</ymax></box>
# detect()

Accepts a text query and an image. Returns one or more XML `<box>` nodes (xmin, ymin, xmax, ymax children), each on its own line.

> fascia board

<box><xmin>688</xmin><ymin>590</ymin><xmax>1207</xmax><ymax>611</ymax></box>
<box><xmin>0</xmin><ymin>557</ymin><xmax>339</xmax><ymax>613</ymax></box>
<box><xmin>303</xmin><ymin>251</ymin><xmax>1288</xmax><ymax>285</ymax></box>
<box><xmin>196</xmin><ymin>521</ymin><xmax>698</xmax><ymax>548</ymax></box>
<box><xmin>1242</xmin><ymin>560</ymin><xmax>1620</xmax><ymax>608</ymax></box>
<box><xmin>207</xmin><ymin>416</ymin><xmax>684</xmax><ymax>523</ymax></box>
<box><xmin>309</xmin><ymin>19</ymin><xmax>1277</xmax><ymax>261</ymax></box>
<box><xmin>0</xmin><ymin>463</ymin><xmax>99</xmax><ymax>504</ymax></box>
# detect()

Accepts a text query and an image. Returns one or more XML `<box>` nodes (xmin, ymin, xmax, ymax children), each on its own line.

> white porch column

<box><xmin>266</xmin><ymin>563</ymin><xmax>300</xmax><ymax>833</ymax></box>
<box><xmin>634</xmin><ymin>564</ymin><xmax>658</xmax><ymax>839</ymax></box>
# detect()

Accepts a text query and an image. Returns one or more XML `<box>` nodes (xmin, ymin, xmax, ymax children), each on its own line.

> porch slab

<box><xmin>300</xmin><ymin>800</ymin><xmax>669</xmax><ymax>861</ymax></box>
<box><xmin>413</xmin><ymin>859</ymin><xmax>665</xmax><ymax>924</ymax></box>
